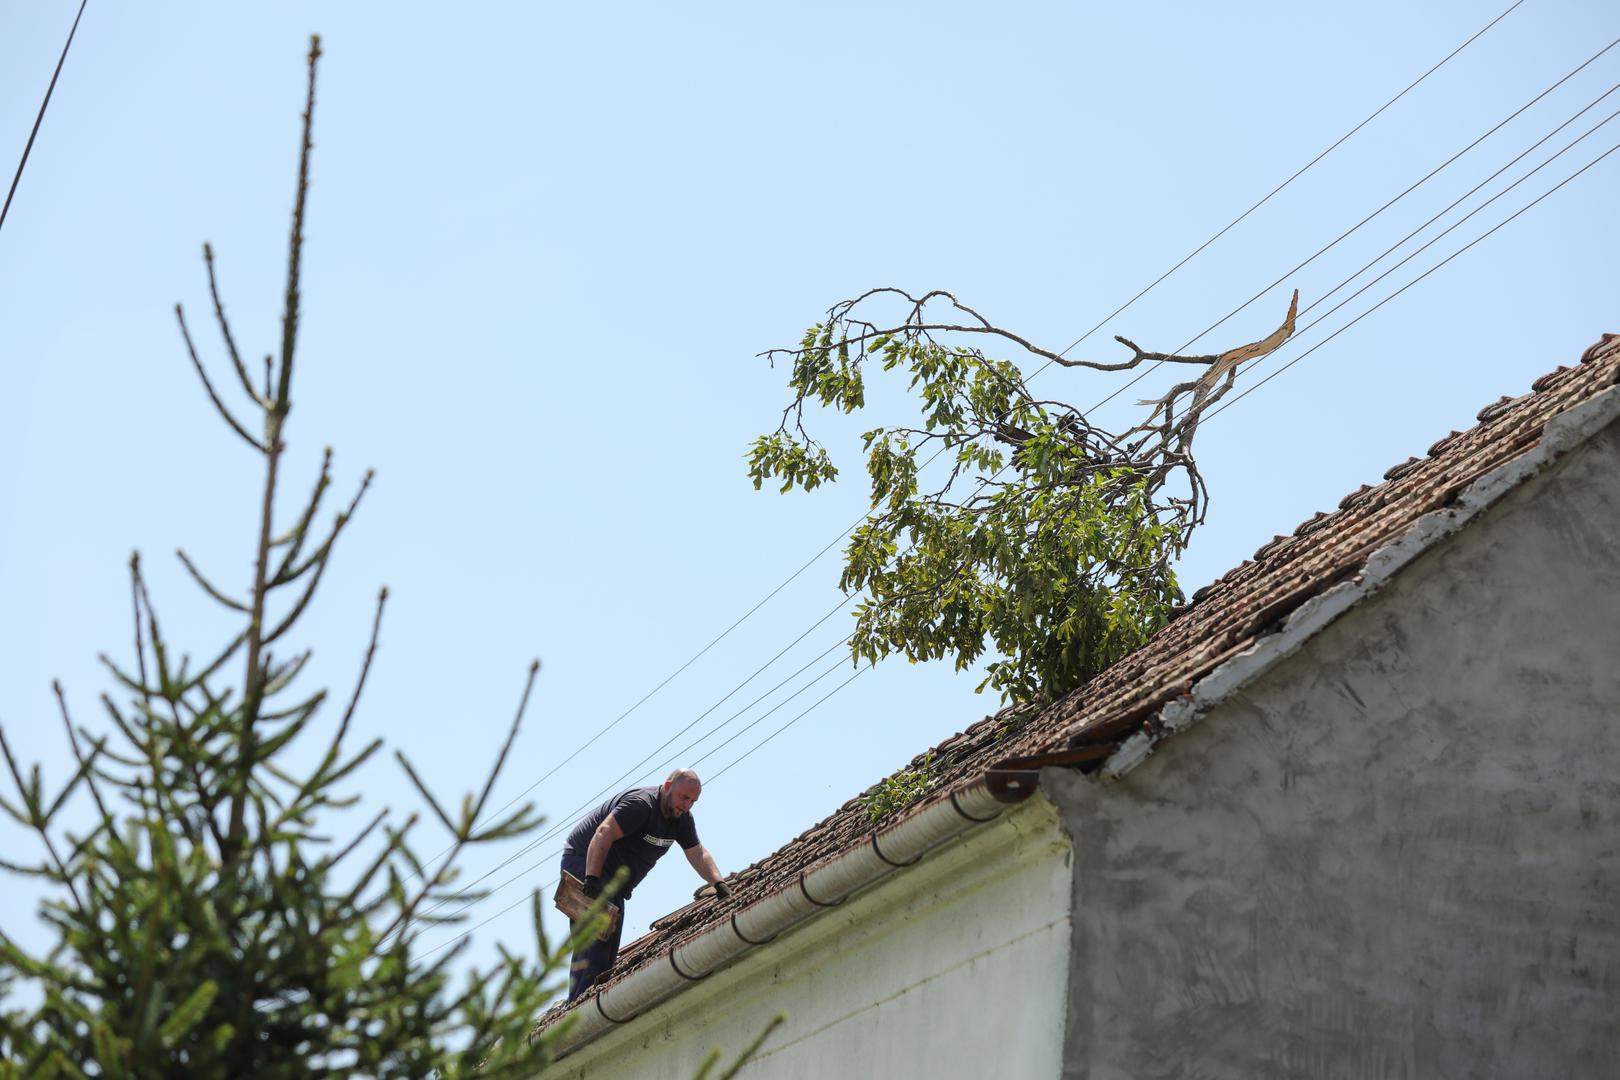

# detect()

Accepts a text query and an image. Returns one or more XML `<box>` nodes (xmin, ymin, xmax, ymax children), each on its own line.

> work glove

<box><xmin>583</xmin><ymin>874</ymin><xmax>604</xmax><ymax>900</ymax></box>
<box><xmin>695</xmin><ymin>880</ymin><xmax>731</xmax><ymax>901</ymax></box>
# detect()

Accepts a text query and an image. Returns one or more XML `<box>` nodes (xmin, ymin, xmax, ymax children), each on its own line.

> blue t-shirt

<box><xmin>564</xmin><ymin>786</ymin><xmax>699</xmax><ymax>900</ymax></box>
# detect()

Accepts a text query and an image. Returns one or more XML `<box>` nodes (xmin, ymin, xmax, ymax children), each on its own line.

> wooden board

<box><xmin>553</xmin><ymin>872</ymin><xmax>621</xmax><ymax>942</ymax></box>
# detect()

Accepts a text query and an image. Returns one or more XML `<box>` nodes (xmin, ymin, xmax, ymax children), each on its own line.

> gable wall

<box><xmin>1048</xmin><ymin>414</ymin><xmax>1620</xmax><ymax>1079</ymax></box>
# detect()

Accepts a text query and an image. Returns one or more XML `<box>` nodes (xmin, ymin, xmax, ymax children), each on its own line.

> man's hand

<box><xmin>583</xmin><ymin>874</ymin><xmax>604</xmax><ymax>900</ymax></box>
<box><xmin>694</xmin><ymin>879</ymin><xmax>731</xmax><ymax>901</ymax></box>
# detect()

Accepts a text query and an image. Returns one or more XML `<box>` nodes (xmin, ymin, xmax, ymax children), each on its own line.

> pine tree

<box><xmin>0</xmin><ymin>37</ymin><xmax>604</xmax><ymax>1078</ymax></box>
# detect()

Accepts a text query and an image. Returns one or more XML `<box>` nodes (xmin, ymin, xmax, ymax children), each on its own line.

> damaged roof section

<box><xmin>534</xmin><ymin>333</ymin><xmax>1620</xmax><ymax>1036</ymax></box>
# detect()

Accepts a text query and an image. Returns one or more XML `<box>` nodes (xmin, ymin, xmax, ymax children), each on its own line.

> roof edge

<box><xmin>1101</xmin><ymin>379</ymin><xmax>1620</xmax><ymax>779</ymax></box>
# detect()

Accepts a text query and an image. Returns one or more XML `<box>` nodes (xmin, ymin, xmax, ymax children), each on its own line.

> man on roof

<box><xmin>560</xmin><ymin>767</ymin><xmax>729</xmax><ymax>999</ymax></box>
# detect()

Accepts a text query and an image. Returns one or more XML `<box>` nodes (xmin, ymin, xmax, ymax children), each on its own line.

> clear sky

<box><xmin>3</xmin><ymin>0</ymin><xmax>1616</xmax><ymax>990</ymax></box>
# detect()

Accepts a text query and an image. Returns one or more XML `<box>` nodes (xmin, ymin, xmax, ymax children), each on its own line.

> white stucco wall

<box><xmin>1050</xmin><ymin>412</ymin><xmax>1620</xmax><ymax>1078</ymax></box>
<box><xmin>544</xmin><ymin>794</ymin><xmax>1073</xmax><ymax>1079</ymax></box>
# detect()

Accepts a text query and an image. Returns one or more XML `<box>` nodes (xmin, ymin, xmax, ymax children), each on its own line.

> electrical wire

<box><xmin>1086</xmin><ymin>30</ymin><xmax>1619</xmax><ymax>414</ymax></box>
<box><xmin>414</xmin><ymin>558</ymin><xmax>856</xmax><ymax>878</ymax></box>
<box><xmin>1290</xmin><ymin>87</ymin><xmax>1620</xmax><ymax>330</ymax></box>
<box><xmin>399</xmin><ymin>636</ymin><xmax>855</xmax><ymax>939</ymax></box>
<box><xmin>706</xmin><ymin>668</ymin><xmax>867</xmax><ymax>784</ymax></box>
<box><xmin>416</xmin><ymin>662</ymin><xmax>867</xmax><ymax>960</ymax></box>
<box><xmin>1202</xmin><ymin>134</ymin><xmax>1620</xmax><ymax>426</ymax></box>
<box><xmin>445</xmin><ymin>656</ymin><xmax>852</xmax><ymax>927</ymax></box>
<box><xmin>1049</xmin><ymin>0</ymin><xmax>1527</xmax><ymax>367</ymax></box>
<box><xmin>1</xmin><ymin>0</ymin><xmax>89</xmax><ymax>237</ymax></box>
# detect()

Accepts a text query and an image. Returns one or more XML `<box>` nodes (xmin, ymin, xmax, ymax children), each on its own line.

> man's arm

<box><xmin>582</xmin><ymin>815</ymin><xmax>625</xmax><ymax>897</ymax></box>
<box><xmin>684</xmin><ymin>843</ymin><xmax>728</xmax><ymax>897</ymax></box>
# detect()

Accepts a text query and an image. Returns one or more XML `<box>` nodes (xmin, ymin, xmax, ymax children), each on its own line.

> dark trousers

<box><xmin>560</xmin><ymin>852</ymin><xmax>623</xmax><ymax>1000</ymax></box>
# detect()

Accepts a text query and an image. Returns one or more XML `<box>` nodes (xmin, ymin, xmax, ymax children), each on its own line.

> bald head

<box><xmin>661</xmin><ymin>768</ymin><xmax>702</xmax><ymax>817</ymax></box>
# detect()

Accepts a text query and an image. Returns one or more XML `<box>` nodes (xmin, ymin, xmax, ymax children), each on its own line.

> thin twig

<box><xmin>203</xmin><ymin>242</ymin><xmax>268</xmax><ymax>407</ymax></box>
<box><xmin>176</xmin><ymin>549</ymin><xmax>250</xmax><ymax>613</ymax></box>
<box><xmin>175</xmin><ymin>304</ymin><xmax>269</xmax><ymax>453</ymax></box>
<box><xmin>53</xmin><ymin>681</ymin><xmax>111</xmax><ymax>825</ymax></box>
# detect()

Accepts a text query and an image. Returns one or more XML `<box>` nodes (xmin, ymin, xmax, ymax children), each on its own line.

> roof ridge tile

<box><xmin>1532</xmin><ymin>365</ymin><xmax>1570</xmax><ymax>392</ymax></box>
<box><xmin>1382</xmin><ymin>456</ymin><xmax>1424</xmax><ymax>482</ymax></box>
<box><xmin>1476</xmin><ymin>394</ymin><xmax>1523</xmax><ymax>423</ymax></box>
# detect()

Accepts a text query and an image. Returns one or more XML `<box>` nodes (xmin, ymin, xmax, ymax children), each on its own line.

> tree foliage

<box><xmin>750</xmin><ymin>286</ymin><xmax>1297</xmax><ymax>704</ymax></box>
<box><xmin>0</xmin><ymin>38</ymin><xmax>619</xmax><ymax>1079</ymax></box>
<box><xmin>857</xmin><ymin>753</ymin><xmax>933</xmax><ymax>823</ymax></box>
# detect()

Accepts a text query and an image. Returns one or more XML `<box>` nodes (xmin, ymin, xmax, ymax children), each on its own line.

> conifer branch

<box><xmin>175</xmin><ymin>304</ymin><xmax>268</xmax><ymax>454</ymax></box>
<box><xmin>202</xmin><ymin>243</ymin><xmax>266</xmax><ymax>408</ymax></box>
<box><xmin>176</xmin><ymin>549</ymin><xmax>249</xmax><ymax>613</ymax></box>
<box><xmin>0</xmin><ymin>726</ymin><xmax>85</xmax><ymax>914</ymax></box>
<box><xmin>54</xmin><ymin>681</ymin><xmax>111</xmax><ymax>827</ymax></box>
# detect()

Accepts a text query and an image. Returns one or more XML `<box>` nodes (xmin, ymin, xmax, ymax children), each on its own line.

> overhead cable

<box><xmin>400</xmin><ymin>637</ymin><xmax>854</xmax><ymax>937</ymax></box>
<box><xmin>1050</xmin><ymin>0</ymin><xmax>1528</xmax><ymax>367</ymax></box>
<box><xmin>417</xmin><ymin>663</ymin><xmax>868</xmax><ymax>960</ymax></box>
<box><xmin>415</xmin><ymin>577</ymin><xmax>857</xmax><ymax>879</ymax></box>
<box><xmin>1088</xmin><ymin>30</ymin><xmax>1619</xmax><ymax>413</ymax></box>
<box><xmin>1</xmin><ymin>0</ymin><xmax>89</xmax><ymax>237</ymax></box>
<box><xmin>1203</xmin><ymin>131</ymin><xmax>1620</xmax><ymax>425</ymax></box>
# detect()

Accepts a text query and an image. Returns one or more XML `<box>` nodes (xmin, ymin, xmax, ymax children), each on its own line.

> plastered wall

<box><xmin>1051</xmin><ymin>418</ymin><xmax>1620</xmax><ymax>1079</ymax></box>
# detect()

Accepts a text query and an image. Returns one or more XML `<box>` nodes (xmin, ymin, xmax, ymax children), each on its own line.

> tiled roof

<box><xmin>549</xmin><ymin>332</ymin><xmax>1620</xmax><ymax>1014</ymax></box>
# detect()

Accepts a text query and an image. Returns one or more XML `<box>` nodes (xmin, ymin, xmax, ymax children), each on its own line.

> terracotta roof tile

<box><xmin>550</xmin><ymin>334</ymin><xmax>1620</xmax><ymax>1013</ymax></box>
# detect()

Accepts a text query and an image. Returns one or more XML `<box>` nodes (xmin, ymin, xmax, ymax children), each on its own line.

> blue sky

<box><xmin>3</xmin><ymin>0</ymin><xmax>1616</xmax><ymax>988</ymax></box>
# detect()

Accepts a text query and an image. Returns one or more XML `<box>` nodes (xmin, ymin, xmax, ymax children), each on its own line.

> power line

<box><xmin>1050</xmin><ymin>0</ymin><xmax>1527</xmax><ymax>366</ymax></box>
<box><xmin>1162</xmin><ymin>78</ymin><xmax>1620</xmax><ymax>409</ymax></box>
<box><xmin>1088</xmin><ymin>29</ymin><xmax>1618</xmax><ymax>414</ymax></box>
<box><xmin>400</xmin><ymin>636</ymin><xmax>855</xmax><ymax>937</ymax></box>
<box><xmin>1</xmin><ymin>0</ymin><xmax>89</xmax><ymax>237</ymax></box>
<box><xmin>446</xmin><ymin>656</ymin><xmax>852</xmax><ymax>929</ymax></box>
<box><xmin>421</xmin><ymin>667</ymin><xmax>874</xmax><ymax>965</ymax></box>
<box><xmin>691</xmin><ymin>658</ymin><xmax>853</xmax><ymax>771</ymax></box>
<box><xmin>707</xmin><ymin>668</ymin><xmax>866</xmax><ymax>783</ymax></box>
<box><xmin>1290</xmin><ymin>85</ymin><xmax>1620</xmax><ymax>329</ymax></box>
<box><xmin>1203</xmin><ymin>131</ymin><xmax>1620</xmax><ymax>426</ymax></box>
<box><xmin>414</xmin><ymin>548</ymin><xmax>856</xmax><ymax>878</ymax></box>
<box><xmin>1185</xmin><ymin>97</ymin><xmax>1620</xmax><ymax>426</ymax></box>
